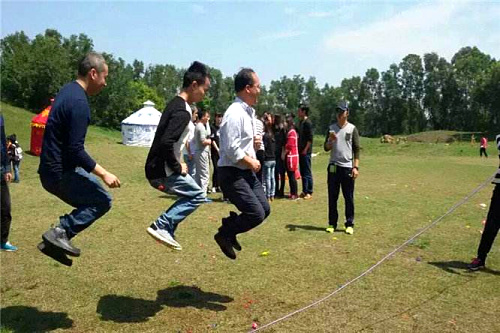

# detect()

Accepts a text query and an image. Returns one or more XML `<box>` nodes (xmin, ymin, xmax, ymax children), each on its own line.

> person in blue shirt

<box><xmin>37</xmin><ymin>52</ymin><xmax>121</xmax><ymax>266</ymax></box>
<box><xmin>1</xmin><ymin>115</ymin><xmax>17</xmax><ymax>251</ymax></box>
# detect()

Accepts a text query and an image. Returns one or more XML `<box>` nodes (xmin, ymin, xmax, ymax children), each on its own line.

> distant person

<box><xmin>324</xmin><ymin>102</ymin><xmax>360</xmax><ymax>235</ymax></box>
<box><xmin>468</xmin><ymin>134</ymin><xmax>500</xmax><ymax>271</ymax></box>
<box><xmin>145</xmin><ymin>61</ymin><xmax>210</xmax><ymax>251</ymax></box>
<box><xmin>297</xmin><ymin>104</ymin><xmax>314</xmax><ymax>199</ymax></box>
<box><xmin>273</xmin><ymin>114</ymin><xmax>287</xmax><ymax>198</ymax></box>
<box><xmin>1</xmin><ymin>115</ymin><xmax>17</xmax><ymax>252</ymax></box>
<box><xmin>285</xmin><ymin>113</ymin><xmax>299</xmax><ymax>200</ymax></box>
<box><xmin>194</xmin><ymin>109</ymin><xmax>212</xmax><ymax>195</ymax></box>
<box><xmin>470</xmin><ymin>134</ymin><xmax>476</xmax><ymax>146</ymax></box>
<box><xmin>38</xmin><ymin>52</ymin><xmax>121</xmax><ymax>265</ymax></box>
<box><xmin>215</xmin><ymin>68</ymin><xmax>270</xmax><ymax>260</ymax></box>
<box><xmin>480</xmin><ymin>136</ymin><xmax>488</xmax><ymax>158</ymax></box>
<box><xmin>262</xmin><ymin>113</ymin><xmax>276</xmax><ymax>201</ymax></box>
<box><xmin>183</xmin><ymin>106</ymin><xmax>198</xmax><ymax>178</ymax></box>
<box><xmin>254</xmin><ymin>115</ymin><xmax>265</xmax><ymax>185</ymax></box>
<box><xmin>210</xmin><ymin>112</ymin><xmax>223</xmax><ymax>193</ymax></box>
<box><xmin>6</xmin><ymin>134</ymin><xmax>22</xmax><ymax>183</ymax></box>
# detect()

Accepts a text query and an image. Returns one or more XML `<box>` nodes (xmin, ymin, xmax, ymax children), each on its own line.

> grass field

<box><xmin>1</xmin><ymin>102</ymin><xmax>499</xmax><ymax>333</ymax></box>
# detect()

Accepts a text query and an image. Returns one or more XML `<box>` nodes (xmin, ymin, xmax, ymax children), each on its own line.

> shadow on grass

<box><xmin>428</xmin><ymin>260</ymin><xmax>500</xmax><ymax>276</ymax></box>
<box><xmin>0</xmin><ymin>306</ymin><xmax>73</xmax><ymax>332</ymax></box>
<box><xmin>285</xmin><ymin>224</ymin><xmax>328</xmax><ymax>232</ymax></box>
<box><xmin>96</xmin><ymin>285</ymin><xmax>233</xmax><ymax>323</ymax></box>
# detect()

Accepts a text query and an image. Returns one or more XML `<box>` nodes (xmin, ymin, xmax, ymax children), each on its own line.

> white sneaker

<box><xmin>147</xmin><ymin>223</ymin><xmax>182</xmax><ymax>251</ymax></box>
<box><xmin>211</xmin><ymin>187</ymin><xmax>217</xmax><ymax>193</ymax></box>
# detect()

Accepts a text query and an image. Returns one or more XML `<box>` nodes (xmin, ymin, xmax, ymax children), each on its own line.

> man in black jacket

<box><xmin>145</xmin><ymin>61</ymin><xmax>211</xmax><ymax>251</ymax></box>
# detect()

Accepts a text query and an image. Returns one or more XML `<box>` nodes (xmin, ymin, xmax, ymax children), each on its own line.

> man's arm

<box><xmin>351</xmin><ymin>127</ymin><xmax>360</xmax><ymax>179</ymax></box>
<box><xmin>67</xmin><ymin>100</ymin><xmax>96</xmax><ymax>173</ymax></box>
<box><xmin>160</xmin><ymin>110</ymin><xmax>191</xmax><ymax>174</ymax></box>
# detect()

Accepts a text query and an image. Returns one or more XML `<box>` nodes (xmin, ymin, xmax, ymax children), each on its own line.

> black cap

<box><xmin>336</xmin><ymin>101</ymin><xmax>349</xmax><ymax>113</ymax></box>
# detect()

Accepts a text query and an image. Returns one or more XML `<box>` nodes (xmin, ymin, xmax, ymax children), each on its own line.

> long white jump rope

<box><xmin>250</xmin><ymin>173</ymin><xmax>496</xmax><ymax>332</ymax></box>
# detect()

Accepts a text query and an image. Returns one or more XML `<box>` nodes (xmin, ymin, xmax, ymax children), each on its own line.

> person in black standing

<box><xmin>273</xmin><ymin>114</ymin><xmax>287</xmax><ymax>198</ymax></box>
<box><xmin>298</xmin><ymin>104</ymin><xmax>314</xmax><ymax>199</ymax></box>
<box><xmin>1</xmin><ymin>115</ymin><xmax>16</xmax><ymax>252</ymax></box>
<box><xmin>210</xmin><ymin>112</ymin><xmax>222</xmax><ymax>193</ymax></box>
<box><xmin>468</xmin><ymin>134</ymin><xmax>500</xmax><ymax>271</ymax></box>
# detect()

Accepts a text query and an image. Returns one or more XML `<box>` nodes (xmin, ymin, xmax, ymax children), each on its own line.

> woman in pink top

<box><xmin>480</xmin><ymin>136</ymin><xmax>488</xmax><ymax>158</ymax></box>
<box><xmin>285</xmin><ymin>114</ymin><xmax>299</xmax><ymax>199</ymax></box>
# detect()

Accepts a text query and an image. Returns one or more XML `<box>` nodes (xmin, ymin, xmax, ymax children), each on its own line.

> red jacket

<box><xmin>285</xmin><ymin>128</ymin><xmax>299</xmax><ymax>172</ymax></box>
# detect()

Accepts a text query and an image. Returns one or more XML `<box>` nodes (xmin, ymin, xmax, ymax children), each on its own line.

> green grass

<box><xmin>1</xmin><ymin>102</ymin><xmax>499</xmax><ymax>332</ymax></box>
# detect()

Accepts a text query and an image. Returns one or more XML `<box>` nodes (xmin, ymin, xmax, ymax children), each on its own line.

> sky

<box><xmin>2</xmin><ymin>0</ymin><xmax>499</xmax><ymax>88</ymax></box>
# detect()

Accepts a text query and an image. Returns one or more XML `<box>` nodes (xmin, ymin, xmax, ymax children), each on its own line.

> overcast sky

<box><xmin>2</xmin><ymin>0</ymin><xmax>499</xmax><ymax>87</ymax></box>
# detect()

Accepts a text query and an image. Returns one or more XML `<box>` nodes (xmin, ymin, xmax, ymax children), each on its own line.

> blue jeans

<box><xmin>184</xmin><ymin>153</ymin><xmax>196</xmax><ymax>178</ymax></box>
<box><xmin>40</xmin><ymin>167</ymin><xmax>112</xmax><ymax>239</ymax></box>
<box><xmin>12</xmin><ymin>161</ymin><xmax>20</xmax><ymax>182</ymax></box>
<box><xmin>299</xmin><ymin>153</ymin><xmax>313</xmax><ymax>194</ymax></box>
<box><xmin>149</xmin><ymin>173</ymin><xmax>206</xmax><ymax>235</ymax></box>
<box><xmin>263</xmin><ymin>160</ymin><xmax>276</xmax><ymax>198</ymax></box>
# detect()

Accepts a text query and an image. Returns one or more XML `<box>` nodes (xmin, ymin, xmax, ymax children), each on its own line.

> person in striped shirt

<box><xmin>468</xmin><ymin>134</ymin><xmax>500</xmax><ymax>270</ymax></box>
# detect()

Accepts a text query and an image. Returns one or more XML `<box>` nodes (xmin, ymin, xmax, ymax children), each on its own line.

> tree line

<box><xmin>1</xmin><ymin>29</ymin><xmax>499</xmax><ymax>136</ymax></box>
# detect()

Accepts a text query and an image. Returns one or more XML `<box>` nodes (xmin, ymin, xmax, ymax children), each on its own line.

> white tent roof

<box><xmin>121</xmin><ymin>100</ymin><xmax>161</xmax><ymax>126</ymax></box>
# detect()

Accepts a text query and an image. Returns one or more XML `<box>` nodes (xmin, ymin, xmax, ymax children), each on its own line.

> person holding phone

<box><xmin>324</xmin><ymin>102</ymin><xmax>360</xmax><ymax>235</ymax></box>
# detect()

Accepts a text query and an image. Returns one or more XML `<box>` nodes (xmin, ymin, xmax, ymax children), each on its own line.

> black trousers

<box><xmin>255</xmin><ymin>150</ymin><xmax>265</xmax><ymax>185</ymax></box>
<box><xmin>275</xmin><ymin>154</ymin><xmax>286</xmax><ymax>196</ymax></box>
<box><xmin>1</xmin><ymin>177</ymin><xmax>12</xmax><ymax>244</ymax></box>
<box><xmin>287</xmin><ymin>169</ymin><xmax>297</xmax><ymax>196</ymax></box>
<box><xmin>211</xmin><ymin>150</ymin><xmax>219</xmax><ymax>189</ymax></box>
<box><xmin>327</xmin><ymin>164</ymin><xmax>355</xmax><ymax>228</ymax></box>
<box><xmin>218</xmin><ymin>167</ymin><xmax>270</xmax><ymax>236</ymax></box>
<box><xmin>480</xmin><ymin>147</ymin><xmax>488</xmax><ymax>157</ymax></box>
<box><xmin>477</xmin><ymin>184</ymin><xmax>500</xmax><ymax>262</ymax></box>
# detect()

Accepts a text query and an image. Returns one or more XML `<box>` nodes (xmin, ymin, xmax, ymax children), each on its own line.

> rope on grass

<box><xmin>250</xmin><ymin>173</ymin><xmax>496</xmax><ymax>332</ymax></box>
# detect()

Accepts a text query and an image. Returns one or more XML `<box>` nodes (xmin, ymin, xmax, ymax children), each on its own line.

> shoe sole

<box><xmin>147</xmin><ymin>227</ymin><xmax>182</xmax><ymax>251</ymax></box>
<box><xmin>0</xmin><ymin>248</ymin><xmax>17</xmax><ymax>252</ymax></box>
<box><xmin>37</xmin><ymin>241</ymin><xmax>73</xmax><ymax>267</ymax></box>
<box><xmin>42</xmin><ymin>232</ymin><xmax>80</xmax><ymax>257</ymax></box>
<box><xmin>468</xmin><ymin>265</ymin><xmax>485</xmax><ymax>271</ymax></box>
<box><xmin>214</xmin><ymin>233</ymin><xmax>236</xmax><ymax>260</ymax></box>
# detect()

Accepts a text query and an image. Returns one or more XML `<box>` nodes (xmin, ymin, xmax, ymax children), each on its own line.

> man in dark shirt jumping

<box><xmin>145</xmin><ymin>61</ymin><xmax>210</xmax><ymax>251</ymax></box>
<box><xmin>38</xmin><ymin>52</ymin><xmax>120</xmax><ymax>266</ymax></box>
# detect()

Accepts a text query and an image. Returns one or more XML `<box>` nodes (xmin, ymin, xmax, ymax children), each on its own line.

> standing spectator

<box><xmin>273</xmin><ymin>114</ymin><xmax>287</xmax><ymax>198</ymax></box>
<box><xmin>468</xmin><ymin>134</ymin><xmax>500</xmax><ymax>271</ymax></box>
<box><xmin>480</xmin><ymin>135</ymin><xmax>488</xmax><ymax>158</ymax></box>
<box><xmin>215</xmin><ymin>68</ymin><xmax>270</xmax><ymax>260</ymax></box>
<box><xmin>210</xmin><ymin>112</ymin><xmax>223</xmax><ymax>193</ymax></box>
<box><xmin>324</xmin><ymin>102</ymin><xmax>360</xmax><ymax>235</ymax></box>
<box><xmin>298</xmin><ymin>104</ymin><xmax>314</xmax><ymax>199</ymax></box>
<box><xmin>263</xmin><ymin>114</ymin><xmax>276</xmax><ymax>201</ymax></box>
<box><xmin>1</xmin><ymin>115</ymin><xmax>16</xmax><ymax>251</ymax></box>
<box><xmin>145</xmin><ymin>61</ymin><xmax>210</xmax><ymax>251</ymax></box>
<box><xmin>254</xmin><ymin>115</ymin><xmax>265</xmax><ymax>185</ymax></box>
<box><xmin>285</xmin><ymin>114</ymin><xmax>299</xmax><ymax>200</ymax></box>
<box><xmin>38</xmin><ymin>52</ymin><xmax>121</xmax><ymax>265</ymax></box>
<box><xmin>6</xmin><ymin>134</ymin><xmax>22</xmax><ymax>183</ymax></box>
<box><xmin>183</xmin><ymin>106</ymin><xmax>198</xmax><ymax>178</ymax></box>
<box><xmin>194</xmin><ymin>109</ymin><xmax>212</xmax><ymax>195</ymax></box>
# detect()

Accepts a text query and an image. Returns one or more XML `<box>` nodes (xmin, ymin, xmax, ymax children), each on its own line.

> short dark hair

<box><xmin>197</xmin><ymin>109</ymin><xmax>209</xmax><ymax>120</ymax></box>
<box><xmin>78</xmin><ymin>52</ymin><xmax>107</xmax><ymax>76</ymax></box>
<box><xmin>299</xmin><ymin>104</ymin><xmax>309</xmax><ymax>116</ymax></box>
<box><xmin>234</xmin><ymin>68</ymin><xmax>255</xmax><ymax>92</ymax></box>
<box><xmin>182</xmin><ymin>61</ymin><xmax>209</xmax><ymax>89</ymax></box>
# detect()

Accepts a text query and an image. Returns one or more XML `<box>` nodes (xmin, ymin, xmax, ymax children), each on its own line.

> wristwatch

<box><xmin>353</xmin><ymin>166</ymin><xmax>359</xmax><ymax>170</ymax></box>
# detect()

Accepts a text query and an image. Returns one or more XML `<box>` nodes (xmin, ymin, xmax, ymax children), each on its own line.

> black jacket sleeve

<box><xmin>159</xmin><ymin>109</ymin><xmax>191</xmax><ymax>174</ymax></box>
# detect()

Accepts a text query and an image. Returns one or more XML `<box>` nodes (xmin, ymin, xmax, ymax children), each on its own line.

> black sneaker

<box><xmin>37</xmin><ymin>241</ymin><xmax>73</xmax><ymax>267</ymax></box>
<box><xmin>214</xmin><ymin>232</ymin><xmax>236</xmax><ymax>260</ymax></box>
<box><xmin>42</xmin><ymin>226</ymin><xmax>81</xmax><ymax>257</ymax></box>
<box><xmin>467</xmin><ymin>258</ymin><xmax>485</xmax><ymax>271</ymax></box>
<box><xmin>222</xmin><ymin>212</ymin><xmax>241</xmax><ymax>251</ymax></box>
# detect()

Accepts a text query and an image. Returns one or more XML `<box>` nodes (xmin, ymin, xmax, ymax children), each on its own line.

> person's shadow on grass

<box><xmin>0</xmin><ymin>306</ymin><xmax>73</xmax><ymax>332</ymax></box>
<box><xmin>285</xmin><ymin>224</ymin><xmax>330</xmax><ymax>232</ymax></box>
<box><xmin>96</xmin><ymin>285</ymin><xmax>233</xmax><ymax>323</ymax></box>
<box><xmin>428</xmin><ymin>260</ymin><xmax>500</xmax><ymax>276</ymax></box>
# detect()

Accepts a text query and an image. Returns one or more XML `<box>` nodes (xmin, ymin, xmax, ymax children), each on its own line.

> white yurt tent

<box><xmin>121</xmin><ymin>100</ymin><xmax>162</xmax><ymax>147</ymax></box>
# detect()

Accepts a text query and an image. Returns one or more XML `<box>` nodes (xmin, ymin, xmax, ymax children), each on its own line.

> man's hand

<box><xmin>102</xmin><ymin>172</ymin><xmax>121</xmax><ymax>188</ymax></box>
<box><xmin>180</xmin><ymin>163</ymin><xmax>188</xmax><ymax>176</ymax></box>
<box><xmin>250</xmin><ymin>158</ymin><xmax>261</xmax><ymax>173</ymax></box>
<box><xmin>4</xmin><ymin>172</ymin><xmax>12</xmax><ymax>182</ymax></box>
<box><xmin>351</xmin><ymin>167</ymin><xmax>359</xmax><ymax>179</ymax></box>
